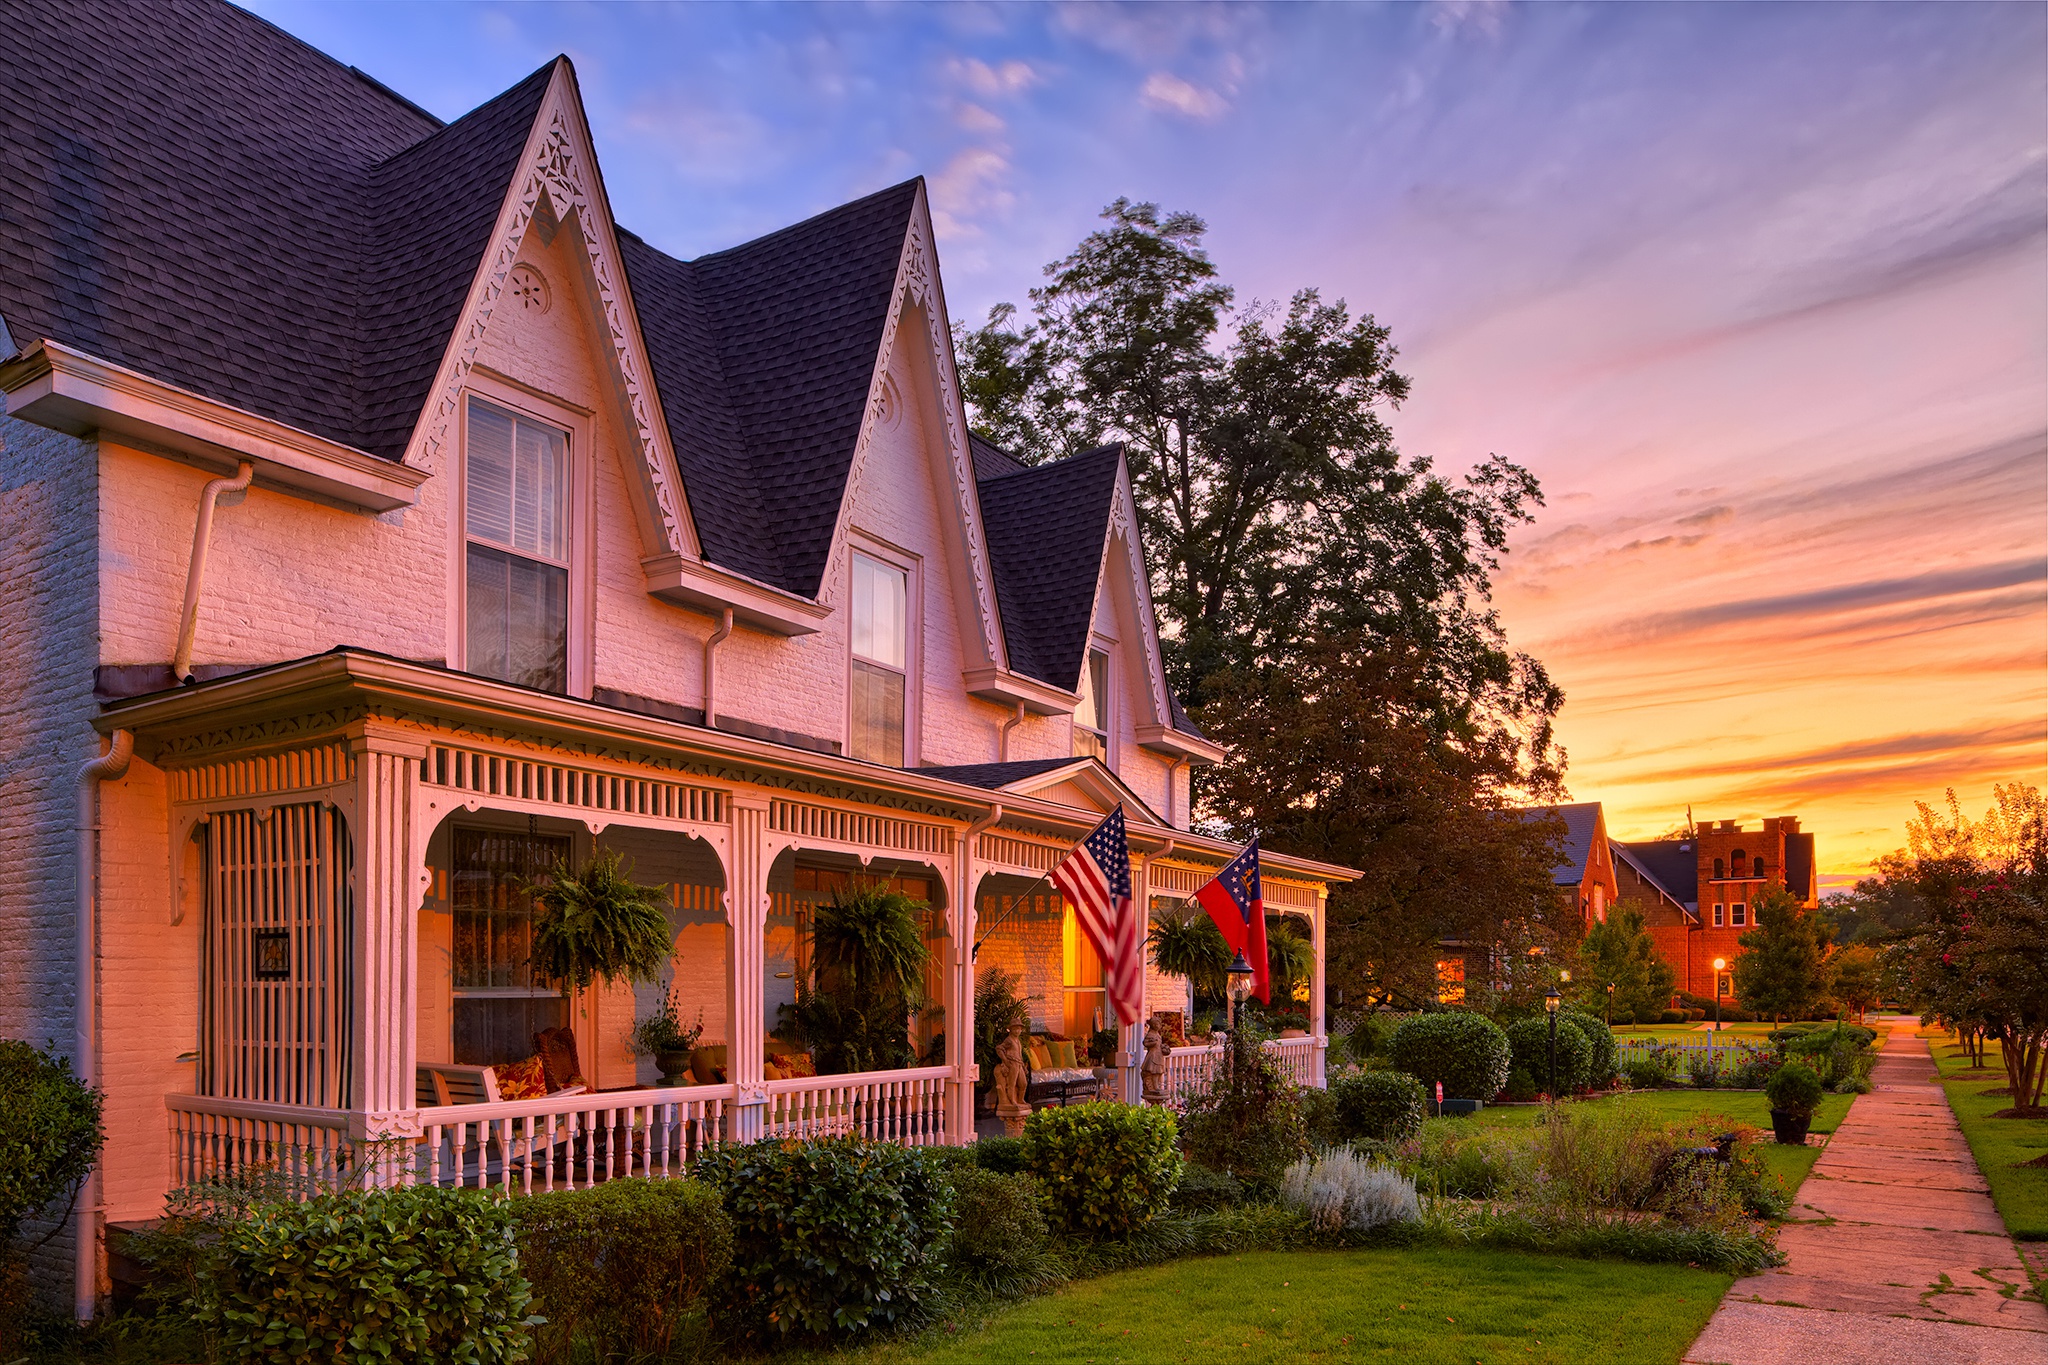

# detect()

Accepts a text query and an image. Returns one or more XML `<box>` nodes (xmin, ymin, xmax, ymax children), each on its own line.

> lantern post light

<box><xmin>1544</xmin><ymin>987</ymin><xmax>1563</xmax><ymax>1101</ymax></box>
<box><xmin>1605</xmin><ymin>981</ymin><xmax>1615</xmax><ymax>1026</ymax></box>
<box><xmin>1226</xmin><ymin>951</ymin><xmax>1255</xmax><ymax>1031</ymax></box>
<box><xmin>1713</xmin><ymin>958</ymin><xmax>1728</xmax><ymax>1034</ymax></box>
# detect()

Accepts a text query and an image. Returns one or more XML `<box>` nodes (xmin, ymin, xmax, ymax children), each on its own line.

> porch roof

<box><xmin>97</xmin><ymin>647</ymin><xmax>1358</xmax><ymax>886</ymax></box>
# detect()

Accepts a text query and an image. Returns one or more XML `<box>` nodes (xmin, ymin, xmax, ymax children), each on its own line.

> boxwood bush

<box><xmin>1562</xmin><ymin>1010</ymin><xmax>1617</xmax><ymax>1086</ymax></box>
<box><xmin>0</xmin><ymin>1039</ymin><xmax>104</xmax><ymax>1244</ymax></box>
<box><xmin>1764</xmin><ymin>1062</ymin><xmax>1825</xmax><ymax>1118</ymax></box>
<box><xmin>1387</xmin><ymin>1012</ymin><xmax>1511</xmax><ymax>1102</ymax></box>
<box><xmin>185</xmin><ymin>1184</ymin><xmax>533</xmax><ymax>1364</ymax></box>
<box><xmin>944</xmin><ymin>1166</ymin><xmax>1053</xmax><ymax>1292</ymax></box>
<box><xmin>1329</xmin><ymin>1071</ymin><xmax>1427</xmax><ymax>1143</ymax></box>
<box><xmin>1023</xmin><ymin>1101</ymin><xmax>1182</xmax><ymax>1237</ymax></box>
<box><xmin>698</xmin><ymin>1137</ymin><xmax>954</xmax><ymax>1348</ymax></box>
<box><xmin>507</xmin><ymin>1177</ymin><xmax>731</xmax><ymax>1363</ymax></box>
<box><xmin>1505</xmin><ymin>1015</ymin><xmax>1596</xmax><ymax>1095</ymax></box>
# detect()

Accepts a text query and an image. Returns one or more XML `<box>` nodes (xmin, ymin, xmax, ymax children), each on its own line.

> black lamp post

<box><xmin>1544</xmin><ymin>986</ymin><xmax>1562</xmax><ymax>1100</ymax></box>
<box><xmin>1226</xmin><ymin>951</ymin><xmax>1255</xmax><ymax>1031</ymax></box>
<box><xmin>1605</xmin><ymin>982</ymin><xmax>1615</xmax><ymax>1026</ymax></box>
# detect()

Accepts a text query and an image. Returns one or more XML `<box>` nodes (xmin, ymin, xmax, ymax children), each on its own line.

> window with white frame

<box><xmin>1713</xmin><ymin>904</ymin><xmax>1724</xmax><ymax>926</ymax></box>
<box><xmin>849</xmin><ymin>550</ymin><xmax>909</xmax><ymax>766</ymax></box>
<box><xmin>450</xmin><ymin>827</ymin><xmax>568</xmax><ymax>1066</ymax></box>
<box><xmin>1731</xmin><ymin>902</ymin><xmax>1746</xmax><ymax>926</ymax></box>
<box><xmin>464</xmin><ymin>397</ymin><xmax>570</xmax><ymax>693</ymax></box>
<box><xmin>1073</xmin><ymin>649</ymin><xmax>1110</xmax><ymax>761</ymax></box>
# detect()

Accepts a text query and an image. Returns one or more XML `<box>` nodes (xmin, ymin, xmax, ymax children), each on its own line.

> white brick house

<box><xmin>0</xmin><ymin>0</ymin><xmax>1351</xmax><ymax>1314</ymax></box>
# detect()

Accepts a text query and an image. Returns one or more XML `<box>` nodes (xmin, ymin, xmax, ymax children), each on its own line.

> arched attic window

<box><xmin>1713</xmin><ymin>857</ymin><xmax>1726</xmax><ymax>880</ymax></box>
<box><xmin>1752</xmin><ymin>856</ymin><xmax>1766</xmax><ymax>878</ymax></box>
<box><xmin>1730</xmin><ymin>849</ymin><xmax>1746</xmax><ymax>878</ymax></box>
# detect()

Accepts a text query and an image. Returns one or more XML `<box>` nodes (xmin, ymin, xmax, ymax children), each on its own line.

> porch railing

<box><xmin>413</xmin><ymin>1085</ymin><xmax>735</xmax><ymax>1193</ymax></box>
<box><xmin>1162</xmin><ymin>1037</ymin><xmax>1322</xmax><ymax>1099</ymax></box>
<box><xmin>763</xmin><ymin>1065</ymin><xmax>952</xmax><ymax>1145</ymax></box>
<box><xmin>167</xmin><ymin>1094</ymin><xmax>353</xmax><ymax>1194</ymax></box>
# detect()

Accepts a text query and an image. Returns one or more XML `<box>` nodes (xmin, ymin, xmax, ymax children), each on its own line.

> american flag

<box><xmin>1050</xmin><ymin>805</ymin><xmax>1143</xmax><ymax>1026</ymax></box>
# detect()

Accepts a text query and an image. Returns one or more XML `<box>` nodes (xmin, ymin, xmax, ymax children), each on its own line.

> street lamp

<box><xmin>1226</xmin><ymin>951</ymin><xmax>1255</xmax><ymax>1030</ymax></box>
<box><xmin>1544</xmin><ymin>987</ymin><xmax>1562</xmax><ymax>1100</ymax></box>
<box><xmin>1605</xmin><ymin>982</ymin><xmax>1615</xmax><ymax>1026</ymax></box>
<box><xmin>1712</xmin><ymin>958</ymin><xmax>1728</xmax><ymax>1033</ymax></box>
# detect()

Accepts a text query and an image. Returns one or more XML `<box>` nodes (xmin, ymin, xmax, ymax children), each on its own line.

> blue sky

<box><xmin>248</xmin><ymin>0</ymin><xmax>2047</xmax><ymax>873</ymax></box>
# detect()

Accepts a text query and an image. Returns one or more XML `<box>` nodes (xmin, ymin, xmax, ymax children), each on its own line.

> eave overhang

<box><xmin>0</xmin><ymin>340</ymin><xmax>428</xmax><ymax>512</ymax></box>
<box><xmin>1134</xmin><ymin>722</ymin><xmax>1226</xmax><ymax>766</ymax></box>
<box><xmin>640</xmin><ymin>552</ymin><xmax>830</xmax><ymax>637</ymax></box>
<box><xmin>96</xmin><ymin>649</ymin><xmax>1357</xmax><ymax>885</ymax></box>
<box><xmin>961</xmin><ymin>665</ymin><xmax>1079</xmax><ymax>716</ymax></box>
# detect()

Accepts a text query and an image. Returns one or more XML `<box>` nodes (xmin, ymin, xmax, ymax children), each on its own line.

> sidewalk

<box><xmin>1685</xmin><ymin>1016</ymin><xmax>2048</xmax><ymax>1365</ymax></box>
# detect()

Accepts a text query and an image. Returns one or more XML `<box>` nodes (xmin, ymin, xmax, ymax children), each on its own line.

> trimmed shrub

<box><xmin>1281</xmin><ymin>1150</ymin><xmax>1420</xmax><ymax>1236</ymax></box>
<box><xmin>185</xmin><ymin>1184</ymin><xmax>532</xmax><ymax>1363</ymax></box>
<box><xmin>1387</xmin><ymin>1012</ymin><xmax>1510</xmax><ymax>1102</ymax></box>
<box><xmin>1560</xmin><ymin>1011</ymin><xmax>1617</xmax><ymax>1086</ymax></box>
<box><xmin>698</xmin><ymin>1137</ymin><xmax>954</xmax><ymax>1348</ymax></box>
<box><xmin>1504</xmin><ymin>1015</ymin><xmax>1594</xmax><ymax>1095</ymax></box>
<box><xmin>1178</xmin><ymin>1026</ymin><xmax>1308</xmax><ymax>1197</ymax></box>
<box><xmin>1023</xmin><ymin>1101</ymin><xmax>1182</xmax><ymax>1238</ymax></box>
<box><xmin>973</xmin><ymin>1134</ymin><xmax>1027</xmax><ymax>1173</ymax></box>
<box><xmin>507</xmin><ymin>1177</ymin><xmax>731</xmax><ymax>1363</ymax></box>
<box><xmin>1347</xmin><ymin>1013</ymin><xmax>1397</xmax><ymax>1064</ymax></box>
<box><xmin>1621</xmin><ymin>1048</ymin><xmax>1677</xmax><ymax>1089</ymax></box>
<box><xmin>1658</xmin><ymin>1009</ymin><xmax>1687</xmax><ymax>1024</ymax></box>
<box><xmin>1169</xmin><ymin>1163</ymin><xmax>1244</xmax><ymax>1212</ymax></box>
<box><xmin>944</xmin><ymin>1167</ymin><xmax>1052</xmax><ymax>1292</ymax></box>
<box><xmin>1329</xmin><ymin>1071</ymin><xmax>1427</xmax><ymax>1143</ymax></box>
<box><xmin>1504</xmin><ymin>1067</ymin><xmax>1539</xmax><ymax>1103</ymax></box>
<box><xmin>0</xmin><ymin>1039</ymin><xmax>104</xmax><ymax>1244</ymax></box>
<box><xmin>1764</xmin><ymin>1062</ymin><xmax>1825</xmax><ymax>1118</ymax></box>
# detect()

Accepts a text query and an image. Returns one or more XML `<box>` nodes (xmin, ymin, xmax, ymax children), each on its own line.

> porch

<box><xmin>104</xmin><ymin>652</ymin><xmax>1346</xmax><ymax>1201</ymax></box>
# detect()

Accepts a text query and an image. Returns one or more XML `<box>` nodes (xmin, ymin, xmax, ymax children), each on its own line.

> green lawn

<box><xmin>1453</xmin><ymin>1089</ymin><xmax>1855</xmax><ymax>1193</ymax></box>
<box><xmin>1613</xmin><ymin>1022</ymin><xmax>1776</xmax><ymax>1040</ymax></box>
<box><xmin>1930</xmin><ymin>1032</ymin><xmax>2048</xmax><ymax>1240</ymax></box>
<box><xmin>866</xmin><ymin>1248</ymin><xmax>1729</xmax><ymax>1365</ymax></box>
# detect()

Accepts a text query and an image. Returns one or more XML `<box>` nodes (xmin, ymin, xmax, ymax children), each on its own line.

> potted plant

<box><xmin>630</xmin><ymin>995</ymin><xmax>704</xmax><ymax>1085</ymax></box>
<box><xmin>778</xmin><ymin>883</ymin><xmax>931</xmax><ymax>1075</ymax></box>
<box><xmin>524</xmin><ymin>845</ymin><xmax>674</xmax><ymax>1007</ymax></box>
<box><xmin>1764</xmin><ymin>1060</ymin><xmax>1824</xmax><ymax>1145</ymax></box>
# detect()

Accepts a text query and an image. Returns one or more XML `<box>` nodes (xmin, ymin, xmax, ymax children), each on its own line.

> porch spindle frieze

<box><xmin>767</xmin><ymin>797</ymin><xmax>952</xmax><ymax>857</ymax></box>
<box><xmin>420</xmin><ymin>741</ymin><xmax>728</xmax><ymax>828</ymax></box>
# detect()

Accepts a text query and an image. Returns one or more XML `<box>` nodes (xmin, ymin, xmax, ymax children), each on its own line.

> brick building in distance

<box><xmin>1612</xmin><ymin>816</ymin><xmax>1819</xmax><ymax>1002</ymax></box>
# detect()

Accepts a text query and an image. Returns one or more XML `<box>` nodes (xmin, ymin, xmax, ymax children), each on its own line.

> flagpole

<box><xmin>970</xmin><ymin>867</ymin><xmax>1060</xmax><ymax>961</ymax></box>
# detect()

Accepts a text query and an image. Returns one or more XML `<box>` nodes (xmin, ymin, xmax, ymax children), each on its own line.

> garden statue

<box><xmin>994</xmin><ymin>1027</ymin><xmax>1031</xmax><ymax>1136</ymax></box>
<box><xmin>1141</xmin><ymin>1021</ymin><xmax>1170</xmax><ymax>1105</ymax></box>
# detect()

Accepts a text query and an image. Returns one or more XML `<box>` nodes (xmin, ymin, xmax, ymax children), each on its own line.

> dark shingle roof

<box><xmin>919</xmin><ymin>758</ymin><xmax>1086</xmax><ymax>790</ymax></box>
<box><xmin>977</xmin><ymin>444</ymin><xmax>1122</xmax><ymax>690</ymax></box>
<box><xmin>1523</xmin><ymin>802</ymin><xmax>1604</xmax><ymax>886</ymax></box>
<box><xmin>969</xmin><ymin>431</ymin><xmax>1029</xmax><ymax>480</ymax></box>
<box><xmin>1615</xmin><ymin>838</ymin><xmax>1700</xmax><ymax>909</ymax></box>
<box><xmin>621</xmin><ymin>182</ymin><xmax>918</xmax><ymax>595</ymax></box>
<box><xmin>0</xmin><ymin>0</ymin><xmax>466</xmax><ymax>449</ymax></box>
<box><xmin>1613</xmin><ymin>840</ymin><xmax>1693</xmax><ymax>912</ymax></box>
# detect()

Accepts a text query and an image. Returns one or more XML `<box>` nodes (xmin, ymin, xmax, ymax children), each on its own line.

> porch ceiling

<box><xmin>97</xmin><ymin>647</ymin><xmax>1359</xmax><ymax>884</ymax></box>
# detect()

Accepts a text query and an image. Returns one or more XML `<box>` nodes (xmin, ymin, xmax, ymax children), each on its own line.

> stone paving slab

<box><xmin>1685</xmin><ymin>1017</ymin><xmax>2048</xmax><ymax>1364</ymax></box>
<box><xmin>1687</xmin><ymin>1301</ymin><xmax>2048</xmax><ymax>1365</ymax></box>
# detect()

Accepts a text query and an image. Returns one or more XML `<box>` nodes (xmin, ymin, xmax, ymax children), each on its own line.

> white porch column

<box><xmin>726</xmin><ymin>796</ymin><xmax>769</xmax><ymax>1142</ymax></box>
<box><xmin>1118</xmin><ymin>858</ymin><xmax>1146</xmax><ymax>1103</ymax></box>
<box><xmin>946</xmin><ymin>830</ymin><xmax>980</xmax><ymax>1143</ymax></box>
<box><xmin>1312</xmin><ymin>887</ymin><xmax>1329</xmax><ymax>1088</ymax></box>
<box><xmin>348</xmin><ymin>726</ymin><xmax>428</xmax><ymax>1144</ymax></box>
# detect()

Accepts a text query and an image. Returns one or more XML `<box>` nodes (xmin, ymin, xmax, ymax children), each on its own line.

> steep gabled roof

<box><xmin>1523</xmin><ymin>802</ymin><xmax>1605</xmax><ymax>887</ymax></box>
<box><xmin>621</xmin><ymin>182</ymin><xmax>919</xmax><ymax>595</ymax></box>
<box><xmin>1613</xmin><ymin>840</ymin><xmax>1696</xmax><ymax>917</ymax></box>
<box><xmin>1615</xmin><ymin>838</ymin><xmax>1700</xmax><ymax>910</ymax></box>
<box><xmin>0</xmin><ymin>0</ymin><xmax>468</xmax><ymax>450</ymax></box>
<box><xmin>976</xmin><ymin>444</ymin><xmax>1123</xmax><ymax>690</ymax></box>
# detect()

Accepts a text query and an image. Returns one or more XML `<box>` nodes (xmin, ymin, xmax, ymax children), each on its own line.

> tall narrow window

<box><xmin>1073</xmin><ymin>649</ymin><xmax>1110</xmax><ymax>760</ymax></box>
<box><xmin>1713</xmin><ymin>857</ymin><xmax>1726</xmax><ymax>880</ymax></box>
<box><xmin>850</xmin><ymin>551</ymin><xmax>908</xmax><ymax>766</ymax></box>
<box><xmin>1713</xmin><ymin>904</ymin><xmax>1724</xmax><ymax>926</ymax></box>
<box><xmin>1731</xmin><ymin>903</ymin><xmax>1747</xmax><ymax>927</ymax></box>
<box><xmin>1062</xmin><ymin>901</ymin><xmax>1107</xmax><ymax>1037</ymax></box>
<box><xmin>1752</xmin><ymin>856</ymin><xmax>1766</xmax><ymax>878</ymax></box>
<box><xmin>465</xmin><ymin>398</ymin><xmax>569</xmax><ymax>693</ymax></box>
<box><xmin>450</xmin><ymin>828</ymin><xmax>569</xmax><ymax>1066</ymax></box>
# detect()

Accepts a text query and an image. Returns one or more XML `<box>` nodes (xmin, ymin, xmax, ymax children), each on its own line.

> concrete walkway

<box><xmin>1685</xmin><ymin>1016</ymin><xmax>2048</xmax><ymax>1365</ymax></box>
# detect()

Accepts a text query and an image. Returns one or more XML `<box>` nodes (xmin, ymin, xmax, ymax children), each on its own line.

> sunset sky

<box><xmin>250</xmin><ymin>0</ymin><xmax>2047</xmax><ymax>883</ymax></box>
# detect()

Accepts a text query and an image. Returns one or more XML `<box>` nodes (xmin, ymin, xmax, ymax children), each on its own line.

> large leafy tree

<box><xmin>959</xmin><ymin>202</ymin><xmax>1566</xmax><ymax>1006</ymax></box>
<box><xmin>1732</xmin><ymin>886</ymin><xmax>1832</xmax><ymax>1025</ymax></box>
<box><xmin>1575</xmin><ymin>907</ymin><xmax>1679</xmax><ymax>1024</ymax></box>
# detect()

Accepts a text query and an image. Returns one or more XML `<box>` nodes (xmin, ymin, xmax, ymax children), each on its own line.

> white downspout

<box><xmin>997</xmin><ymin>702</ymin><xmax>1025</xmax><ymax>762</ymax></box>
<box><xmin>171</xmin><ymin>461</ymin><xmax>253</xmax><ymax>683</ymax></box>
<box><xmin>75</xmin><ymin>729</ymin><xmax>133</xmax><ymax>1322</ymax></box>
<box><xmin>702</xmin><ymin>606</ymin><xmax>734</xmax><ymax>729</ymax></box>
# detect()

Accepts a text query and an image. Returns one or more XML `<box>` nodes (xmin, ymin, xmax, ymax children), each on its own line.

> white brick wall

<box><xmin>0</xmin><ymin>414</ymin><xmax>100</xmax><ymax>1296</ymax></box>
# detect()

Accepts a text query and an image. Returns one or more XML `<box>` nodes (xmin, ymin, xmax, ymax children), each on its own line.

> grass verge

<box><xmin>1931</xmin><ymin>1032</ymin><xmax>2048</xmax><ymax>1240</ymax></box>
<box><xmin>1452</xmin><ymin>1090</ymin><xmax>1854</xmax><ymax>1194</ymax></box>
<box><xmin>856</xmin><ymin>1247</ymin><xmax>1730</xmax><ymax>1365</ymax></box>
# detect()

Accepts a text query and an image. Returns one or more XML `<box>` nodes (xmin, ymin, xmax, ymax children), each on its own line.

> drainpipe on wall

<box><xmin>997</xmin><ymin>702</ymin><xmax>1025</xmax><ymax>763</ymax></box>
<box><xmin>701</xmin><ymin>607</ymin><xmax>734</xmax><ymax>729</ymax></box>
<box><xmin>171</xmin><ymin>461</ymin><xmax>253</xmax><ymax>684</ymax></box>
<box><xmin>75</xmin><ymin>729</ymin><xmax>133</xmax><ymax>1322</ymax></box>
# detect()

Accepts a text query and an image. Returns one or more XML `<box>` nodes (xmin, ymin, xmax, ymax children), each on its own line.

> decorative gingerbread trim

<box><xmin>403</xmin><ymin>66</ymin><xmax>697</xmax><ymax>560</ymax></box>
